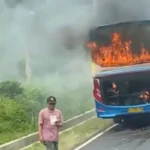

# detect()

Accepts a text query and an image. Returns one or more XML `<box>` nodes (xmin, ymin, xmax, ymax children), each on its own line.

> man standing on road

<box><xmin>38</xmin><ymin>96</ymin><xmax>63</xmax><ymax>150</ymax></box>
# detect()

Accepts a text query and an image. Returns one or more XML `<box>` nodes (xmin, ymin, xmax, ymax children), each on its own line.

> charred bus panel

<box><xmin>95</xmin><ymin>65</ymin><xmax>150</xmax><ymax>107</ymax></box>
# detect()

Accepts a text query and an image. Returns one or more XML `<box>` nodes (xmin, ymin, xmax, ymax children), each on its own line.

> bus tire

<box><xmin>113</xmin><ymin>117</ymin><xmax>122</xmax><ymax>124</ymax></box>
<box><xmin>122</xmin><ymin>117</ymin><xmax>131</xmax><ymax>126</ymax></box>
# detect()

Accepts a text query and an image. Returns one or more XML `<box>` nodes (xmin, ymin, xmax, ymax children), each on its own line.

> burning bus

<box><xmin>88</xmin><ymin>20</ymin><xmax>150</xmax><ymax>124</ymax></box>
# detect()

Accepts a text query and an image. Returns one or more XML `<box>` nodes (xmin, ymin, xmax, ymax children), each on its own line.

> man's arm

<box><xmin>38</xmin><ymin>111</ymin><xmax>44</xmax><ymax>141</ymax></box>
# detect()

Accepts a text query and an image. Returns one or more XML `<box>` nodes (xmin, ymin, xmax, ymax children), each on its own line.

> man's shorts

<box><xmin>43</xmin><ymin>141</ymin><xmax>58</xmax><ymax>150</ymax></box>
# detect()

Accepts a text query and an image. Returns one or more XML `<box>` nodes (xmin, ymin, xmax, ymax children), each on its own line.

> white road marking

<box><xmin>74</xmin><ymin>123</ymin><xmax>118</xmax><ymax>150</ymax></box>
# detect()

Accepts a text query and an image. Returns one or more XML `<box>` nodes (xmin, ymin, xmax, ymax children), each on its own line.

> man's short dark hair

<box><xmin>47</xmin><ymin>96</ymin><xmax>56</xmax><ymax>103</ymax></box>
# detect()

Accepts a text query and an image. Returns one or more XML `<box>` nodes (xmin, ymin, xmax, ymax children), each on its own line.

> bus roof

<box><xmin>95</xmin><ymin>64</ymin><xmax>150</xmax><ymax>78</ymax></box>
<box><xmin>93</xmin><ymin>20</ymin><xmax>150</xmax><ymax>30</ymax></box>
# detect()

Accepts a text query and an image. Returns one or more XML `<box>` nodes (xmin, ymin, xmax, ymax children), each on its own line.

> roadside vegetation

<box><xmin>0</xmin><ymin>80</ymin><xmax>93</xmax><ymax>144</ymax></box>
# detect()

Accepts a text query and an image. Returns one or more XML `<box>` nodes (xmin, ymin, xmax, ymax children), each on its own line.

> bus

<box><xmin>88</xmin><ymin>20</ymin><xmax>150</xmax><ymax>124</ymax></box>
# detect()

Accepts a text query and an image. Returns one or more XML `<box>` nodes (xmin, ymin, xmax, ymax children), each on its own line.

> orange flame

<box><xmin>88</xmin><ymin>32</ymin><xmax>150</xmax><ymax>67</ymax></box>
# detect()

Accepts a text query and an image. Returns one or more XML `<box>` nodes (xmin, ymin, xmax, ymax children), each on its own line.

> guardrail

<box><xmin>0</xmin><ymin>109</ymin><xmax>96</xmax><ymax>150</ymax></box>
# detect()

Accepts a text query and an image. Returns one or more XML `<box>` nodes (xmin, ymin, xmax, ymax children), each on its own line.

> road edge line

<box><xmin>73</xmin><ymin>123</ymin><xmax>118</xmax><ymax>150</ymax></box>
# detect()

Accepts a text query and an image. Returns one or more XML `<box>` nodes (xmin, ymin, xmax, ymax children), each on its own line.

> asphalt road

<box><xmin>80</xmin><ymin>124</ymin><xmax>150</xmax><ymax>150</ymax></box>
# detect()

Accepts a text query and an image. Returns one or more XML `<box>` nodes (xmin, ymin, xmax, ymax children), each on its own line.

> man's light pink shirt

<box><xmin>38</xmin><ymin>108</ymin><xmax>63</xmax><ymax>141</ymax></box>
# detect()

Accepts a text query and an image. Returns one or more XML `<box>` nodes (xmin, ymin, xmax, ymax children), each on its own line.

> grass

<box><xmin>26</xmin><ymin>118</ymin><xmax>113</xmax><ymax>150</ymax></box>
<box><xmin>0</xmin><ymin>130</ymin><xmax>37</xmax><ymax>145</ymax></box>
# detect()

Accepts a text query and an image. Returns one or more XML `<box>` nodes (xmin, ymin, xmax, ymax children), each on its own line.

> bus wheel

<box><xmin>122</xmin><ymin>117</ymin><xmax>131</xmax><ymax>126</ymax></box>
<box><xmin>113</xmin><ymin>117</ymin><xmax>123</xmax><ymax>124</ymax></box>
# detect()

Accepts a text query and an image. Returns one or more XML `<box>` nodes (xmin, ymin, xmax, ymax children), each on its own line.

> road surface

<box><xmin>80</xmin><ymin>124</ymin><xmax>150</xmax><ymax>150</ymax></box>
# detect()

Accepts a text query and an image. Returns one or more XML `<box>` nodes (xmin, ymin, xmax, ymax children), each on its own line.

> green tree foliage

<box><xmin>0</xmin><ymin>80</ymin><xmax>46</xmax><ymax>144</ymax></box>
<box><xmin>0</xmin><ymin>98</ymin><xmax>30</xmax><ymax>133</ymax></box>
<box><xmin>0</xmin><ymin>81</ymin><xmax>24</xmax><ymax>99</ymax></box>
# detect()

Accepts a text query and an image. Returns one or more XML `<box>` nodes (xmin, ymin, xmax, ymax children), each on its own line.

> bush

<box><xmin>0</xmin><ymin>98</ymin><xmax>31</xmax><ymax>133</ymax></box>
<box><xmin>0</xmin><ymin>97</ymin><xmax>36</xmax><ymax>144</ymax></box>
<box><xmin>21</xmin><ymin>87</ymin><xmax>47</xmax><ymax>121</ymax></box>
<box><xmin>0</xmin><ymin>81</ymin><xmax>45</xmax><ymax>144</ymax></box>
<box><xmin>0</xmin><ymin>81</ymin><xmax>24</xmax><ymax>99</ymax></box>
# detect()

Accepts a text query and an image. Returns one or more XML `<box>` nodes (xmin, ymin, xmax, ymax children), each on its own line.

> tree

<box><xmin>0</xmin><ymin>80</ymin><xmax>24</xmax><ymax>99</ymax></box>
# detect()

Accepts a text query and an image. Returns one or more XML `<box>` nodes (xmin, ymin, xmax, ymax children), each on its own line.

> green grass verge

<box><xmin>26</xmin><ymin>118</ymin><xmax>113</xmax><ymax>150</ymax></box>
